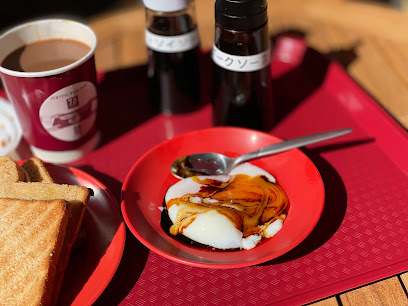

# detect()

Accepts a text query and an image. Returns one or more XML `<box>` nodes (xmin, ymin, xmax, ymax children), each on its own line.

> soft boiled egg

<box><xmin>164</xmin><ymin>163</ymin><xmax>289</xmax><ymax>250</ymax></box>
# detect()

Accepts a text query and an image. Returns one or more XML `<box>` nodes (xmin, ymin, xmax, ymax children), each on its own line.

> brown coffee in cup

<box><xmin>1</xmin><ymin>39</ymin><xmax>91</xmax><ymax>73</ymax></box>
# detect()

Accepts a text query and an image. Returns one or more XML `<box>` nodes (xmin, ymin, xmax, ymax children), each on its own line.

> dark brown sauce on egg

<box><xmin>161</xmin><ymin>173</ymin><xmax>289</xmax><ymax>250</ymax></box>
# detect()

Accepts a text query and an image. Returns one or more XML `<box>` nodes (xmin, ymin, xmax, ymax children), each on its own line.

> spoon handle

<box><xmin>233</xmin><ymin>128</ymin><xmax>352</xmax><ymax>166</ymax></box>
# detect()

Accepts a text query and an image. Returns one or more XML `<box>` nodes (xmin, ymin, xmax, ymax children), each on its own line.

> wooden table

<box><xmin>87</xmin><ymin>0</ymin><xmax>408</xmax><ymax>304</ymax></box>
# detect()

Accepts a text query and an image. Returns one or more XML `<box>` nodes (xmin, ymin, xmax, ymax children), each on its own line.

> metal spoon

<box><xmin>170</xmin><ymin>128</ymin><xmax>352</xmax><ymax>179</ymax></box>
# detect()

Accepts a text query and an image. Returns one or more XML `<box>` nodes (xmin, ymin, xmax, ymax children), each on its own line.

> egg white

<box><xmin>183</xmin><ymin>210</ymin><xmax>243</xmax><ymax>249</ymax></box>
<box><xmin>229</xmin><ymin>163</ymin><xmax>276</xmax><ymax>183</ymax></box>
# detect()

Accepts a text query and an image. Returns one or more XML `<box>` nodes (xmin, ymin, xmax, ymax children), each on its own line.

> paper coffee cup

<box><xmin>0</xmin><ymin>19</ymin><xmax>99</xmax><ymax>163</ymax></box>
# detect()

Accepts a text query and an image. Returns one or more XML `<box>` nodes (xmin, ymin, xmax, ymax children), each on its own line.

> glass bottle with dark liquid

<box><xmin>144</xmin><ymin>0</ymin><xmax>201</xmax><ymax>114</ymax></box>
<box><xmin>212</xmin><ymin>0</ymin><xmax>273</xmax><ymax>131</ymax></box>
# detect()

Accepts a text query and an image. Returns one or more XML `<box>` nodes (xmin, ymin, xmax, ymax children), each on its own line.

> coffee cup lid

<box><xmin>0</xmin><ymin>98</ymin><xmax>22</xmax><ymax>156</ymax></box>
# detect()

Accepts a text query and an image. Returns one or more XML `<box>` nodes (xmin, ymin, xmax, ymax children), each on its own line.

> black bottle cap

<box><xmin>215</xmin><ymin>0</ymin><xmax>268</xmax><ymax>31</ymax></box>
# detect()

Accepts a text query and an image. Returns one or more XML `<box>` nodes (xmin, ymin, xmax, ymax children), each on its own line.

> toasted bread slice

<box><xmin>0</xmin><ymin>198</ymin><xmax>70</xmax><ymax>306</ymax></box>
<box><xmin>20</xmin><ymin>158</ymin><xmax>88</xmax><ymax>253</ymax></box>
<box><xmin>0</xmin><ymin>182</ymin><xmax>89</xmax><ymax>246</ymax></box>
<box><xmin>0</xmin><ymin>156</ymin><xmax>31</xmax><ymax>183</ymax></box>
<box><xmin>0</xmin><ymin>157</ymin><xmax>91</xmax><ymax>304</ymax></box>
<box><xmin>0</xmin><ymin>182</ymin><xmax>90</xmax><ymax>305</ymax></box>
<box><xmin>21</xmin><ymin>157</ymin><xmax>54</xmax><ymax>183</ymax></box>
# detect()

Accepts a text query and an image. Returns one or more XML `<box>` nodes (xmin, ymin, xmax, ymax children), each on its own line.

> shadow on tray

<box><xmin>92</xmin><ymin>227</ymin><xmax>150</xmax><ymax>306</ymax></box>
<box><xmin>260</xmin><ymin>137</ymin><xmax>374</xmax><ymax>267</ymax></box>
<box><xmin>96</xmin><ymin>65</ymin><xmax>156</xmax><ymax>147</ymax></box>
<box><xmin>73</xmin><ymin>165</ymin><xmax>151</xmax><ymax>306</ymax></box>
<box><xmin>258</xmin><ymin>147</ymin><xmax>347</xmax><ymax>266</ymax></box>
<box><xmin>271</xmin><ymin>31</ymin><xmax>358</xmax><ymax>125</ymax></box>
<box><xmin>95</xmin><ymin>51</ymin><xmax>213</xmax><ymax>148</ymax></box>
<box><xmin>259</xmin><ymin>34</ymin><xmax>370</xmax><ymax>265</ymax></box>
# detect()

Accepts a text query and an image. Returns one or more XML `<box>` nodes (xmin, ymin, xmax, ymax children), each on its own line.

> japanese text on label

<box><xmin>145</xmin><ymin>29</ymin><xmax>200</xmax><ymax>53</ymax></box>
<box><xmin>212</xmin><ymin>45</ymin><xmax>271</xmax><ymax>72</ymax></box>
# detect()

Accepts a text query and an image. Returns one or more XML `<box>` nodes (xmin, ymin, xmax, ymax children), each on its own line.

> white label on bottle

<box><xmin>39</xmin><ymin>81</ymin><xmax>98</xmax><ymax>142</ymax></box>
<box><xmin>211</xmin><ymin>45</ymin><xmax>271</xmax><ymax>72</ymax></box>
<box><xmin>145</xmin><ymin>29</ymin><xmax>200</xmax><ymax>53</ymax></box>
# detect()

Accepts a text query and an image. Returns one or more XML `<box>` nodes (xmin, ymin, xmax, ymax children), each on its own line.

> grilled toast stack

<box><xmin>0</xmin><ymin>156</ymin><xmax>90</xmax><ymax>306</ymax></box>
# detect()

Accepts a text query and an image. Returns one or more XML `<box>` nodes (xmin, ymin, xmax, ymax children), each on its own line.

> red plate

<box><xmin>21</xmin><ymin>163</ymin><xmax>126</xmax><ymax>305</ymax></box>
<box><xmin>121</xmin><ymin>127</ymin><xmax>325</xmax><ymax>269</ymax></box>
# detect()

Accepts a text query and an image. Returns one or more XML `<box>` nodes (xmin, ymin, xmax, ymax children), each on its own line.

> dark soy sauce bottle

<box><xmin>212</xmin><ymin>0</ymin><xmax>273</xmax><ymax>131</ymax></box>
<box><xmin>144</xmin><ymin>0</ymin><xmax>201</xmax><ymax>114</ymax></box>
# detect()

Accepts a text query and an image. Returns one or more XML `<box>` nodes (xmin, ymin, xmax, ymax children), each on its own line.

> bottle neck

<box><xmin>214</xmin><ymin>21</ymin><xmax>270</xmax><ymax>56</ymax></box>
<box><xmin>215</xmin><ymin>0</ymin><xmax>268</xmax><ymax>31</ymax></box>
<box><xmin>145</xmin><ymin>2</ymin><xmax>198</xmax><ymax>36</ymax></box>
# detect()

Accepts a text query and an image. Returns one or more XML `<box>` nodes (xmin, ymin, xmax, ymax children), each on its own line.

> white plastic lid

<box><xmin>143</xmin><ymin>0</ymin><xmax>192</xmax><ymax>12</ymax></box>
<box><xmin>0</xmin><ymin>98</ymin><xmax>22</xmax><ymax>156</ymax></box>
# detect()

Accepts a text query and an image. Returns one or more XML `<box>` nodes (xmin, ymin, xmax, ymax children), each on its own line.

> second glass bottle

<box><xmin>212</xmin><ymin>0</ymin><xmax>273</xmax><ymax>131</ymax></box>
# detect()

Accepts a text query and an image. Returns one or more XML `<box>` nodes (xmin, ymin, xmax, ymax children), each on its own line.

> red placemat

<box><xmin>80</xmin><ymin>36</ymin><xmax>408</xmax><ymax>305</ymax></box>
<box><xmin>4</xmin><ymin>36</ymin><xmax>407</xmax><ymax>305</ymax></box>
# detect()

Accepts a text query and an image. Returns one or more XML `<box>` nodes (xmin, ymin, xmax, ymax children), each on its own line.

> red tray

<box><xmin>6</xmin><ymin>35</ymin><xmax>408</xmax><ymax>305</ymax></box>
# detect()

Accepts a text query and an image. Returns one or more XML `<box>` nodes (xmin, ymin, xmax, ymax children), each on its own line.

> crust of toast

<box><xmin>21</xmin><ymin>158</ymin><xmax>89</xmax><ymax>252</ymax></box>
<box><xmin>0</xmin><ymin>156</ymin><xmax>31</xmax><ymax>183</ymax></box>
<box><xmin>0</xmin><ymin>198</ymin><xmax>70</xmax><ymax>306</ymax></box>
<box><xmin>0</xmin><ymin>182</ymin><xmax>89</xmax><ymax>245</ymax></box>
<box><xmin>21</xmin><ymin>157</ymin><xmax>54</xmax><ymax>183</ymax></box>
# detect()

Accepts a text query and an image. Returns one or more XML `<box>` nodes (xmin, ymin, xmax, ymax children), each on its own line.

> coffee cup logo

<box><xmin>40</xmin><ymin>81</ymin><xmax>97</xmax><ymax>141</ymax></box>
